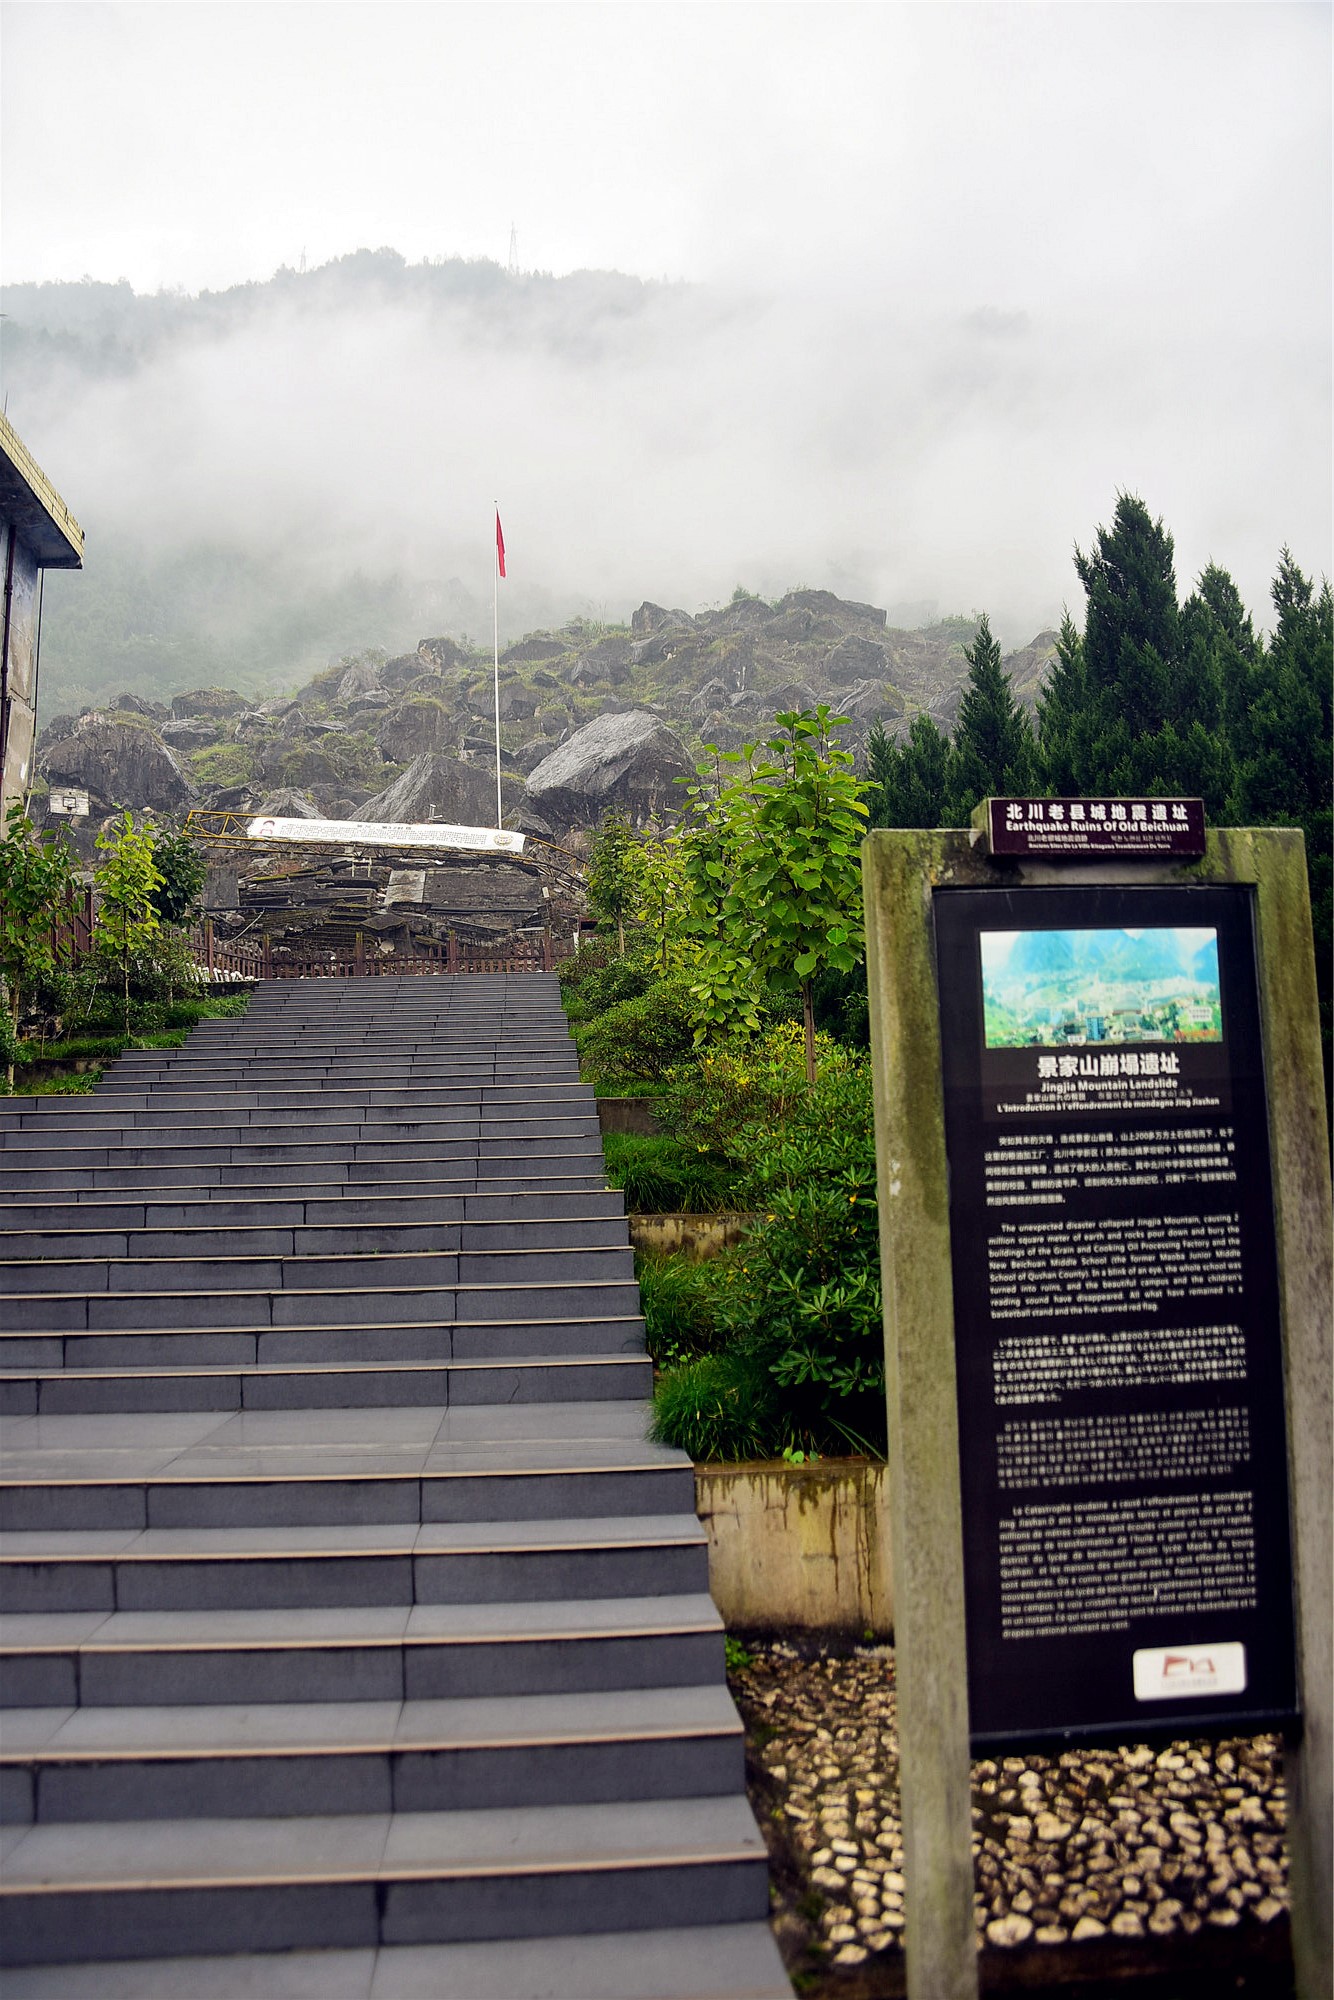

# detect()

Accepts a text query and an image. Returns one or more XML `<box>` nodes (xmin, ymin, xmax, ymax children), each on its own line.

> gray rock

<box><xmin>376</xmin><ymin>697</ymin><xmax>456</xmax><ymax>763</ymax></box>
<box><xmin>380</xmin><ymin>653</ymin><xmax>426</xmax><ymax>689</ymax></box>
<box><xmin>336</xmin><ymin>659</ymin><xmax>382</xmax><ymax>702</ymax></box>
<box><xmin>253</xmin><ymin>789</ymin><xmax>321</xmax><ymax>819</ymax></box>
<box><xmin>42</xmin><ymin>722</ymin><xmax>196</xmax><ymax>813</ymax></box>
<box><xmin>352</xmin><ymin>753</ymin><xmax>500</xmax><ymax>827</ymax></box>
<box><xmin>416</xmin><ymin>636</ymin><xmax>467</xmax><ymax>674</ymax></box>
<box><xmin>497</xmin><ymin>683</ymin><xmax>538</xmax><ymax>722</ymax></box>
<box><xmin>503</xmin><ymin>634</ymin><xmax>567</xmax><ymax>664</ymax></box>
<box><xmin>824</xmin><ymin>634</ymin><xmax>890</xmax><ymax>685</ymax></box>
<box><xmin>273</xmin><ymin>747</ymin><xmax>341</xmax><ymax>790</ymax></box>
<box><xmin>524</xmin><ymin>709</ymin><xmax>691</xmax><ymax>829</ymax></box>
<box><xmin>778</xmin><ymin>587</ymin><xmax>887</xmax><ymax>628</ymax></box>
<box><xmin>161</xmin><ymin>719</ymin><xmax>221</xmax><ymax>751</ymax></box>
<box><xmin>630</xmin><ymin>601</ymin><xmax>693</xmax><ymax>637</ymax></box>
<box><xmin>566</xmin><ymin>637</ymin><xmax>632</xmax><ymax>685</ymax></box>
<box><xmin>109</xmin><ymin>691</ymin><xmax>169</xmax><ymax>719</ymax></box>
<box><xmin>171</xmin><ymin>686</ymin><xmax>248</xmax><ymax>720</ymax></box>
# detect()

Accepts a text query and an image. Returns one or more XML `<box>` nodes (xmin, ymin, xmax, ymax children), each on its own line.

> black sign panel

<box><xmin>934</xmin><ymin>884</ymin><xmax>1296</xmax><ymax>1748</ymax></box>
<box><xmin>988</xmin><ymin>798</ymin><xmax>1207</xmax><ymax>859</ymax></box>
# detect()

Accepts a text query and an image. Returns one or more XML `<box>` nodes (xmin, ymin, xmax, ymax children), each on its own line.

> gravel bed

<box><xmin>728</xmin><ymin>1640</ymin><xmax>1290</xmax><ymax>1991</ymax></box>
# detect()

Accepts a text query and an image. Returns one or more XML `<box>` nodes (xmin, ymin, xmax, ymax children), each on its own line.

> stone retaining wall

<box><xmin>696</xmin><ymin>1459</ymin><xmax>893</xmax><ymax>1638</ymax></box>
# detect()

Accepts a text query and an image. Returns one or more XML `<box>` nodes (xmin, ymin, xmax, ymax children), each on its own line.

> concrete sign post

<box><xmin>862</xmin><ymin>823</ymin><xmax>1331</xmax><ymax>2000</ymax></box>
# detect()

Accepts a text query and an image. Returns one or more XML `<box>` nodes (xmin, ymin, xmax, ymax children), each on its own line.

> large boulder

<box><xmin>777</xmin><ymin>588</ymin><xmax>887</xmax><ymax>629</ymax></box>
<box><xmin>416</xmin><ymin>636</ymin><xmax>467</xmax><ymax>674</ymax></box>
<box><xmin>171</xmin><ymin>686</ymin><xmax>248</xmax><ymax>720</ymax></box>
<box><xmin>42</xmin><ymin>722</ymin><xmax>196</xmax><ymax>813</ymax></box>
<box><xmin>253</xmin><ymin>789</ymin><xmax>321</xmax><ymax>819</ymax></box>
<box><xmin>823</xmin><ymin>633</ymin><xmax>890</xmax><ymax>685</ymax></box>
<box><xmin>524</xmin><ymin>710</ymin><xmax>692</xmax><ymax>830</ymax></box>
<box><xmin>336</xmin><ymin>658</ymin><xmax>381</xmax><ymax>702</ymax></box>
<box><xmin>109</xmin><ymin>691</ymin><xmax>169</xmax><ymax>719</ymax></box>
<box><xmin>161</xmin><ymin>718</ymin><xmax>221</xmax><ymax>751</ymax></box>
<box><xmin>376</xmin><ymin>697</ymin><xmax>456</xmax><ymax>764</ymax></box>
<box><xmin>352</xmin><ymin>754</ymin><xmax>500</xmax><ymax>827</ymax></box>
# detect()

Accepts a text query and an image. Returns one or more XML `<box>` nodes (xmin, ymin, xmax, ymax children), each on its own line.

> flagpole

<box><xmin>492</xmin><ymin>502</ymin><xmax>503</xmax><ymax>831</ymax></box>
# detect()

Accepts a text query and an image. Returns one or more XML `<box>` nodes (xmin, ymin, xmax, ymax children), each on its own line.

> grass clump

<box><xmin>648</xmin><ymin>1346</ymin><xmax>777</xmax><ymax>1462</ymax></box>
<box><xmin>603</xmin><ymin>1133</ymin><xmax>741</xmax><ymax>1213</ymax></box>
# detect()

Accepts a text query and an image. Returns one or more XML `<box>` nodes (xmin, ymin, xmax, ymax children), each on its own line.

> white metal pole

<box><xmin>492</xmin><ymin>504</ymin><xmax>503</xmax><ymax>831</ymax></box>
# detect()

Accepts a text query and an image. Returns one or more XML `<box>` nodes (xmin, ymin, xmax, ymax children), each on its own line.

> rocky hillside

<box><xmin>36</xmin><ymin>588</ymin><xmax>1056</xmax><ymax>835</ymax></box>
<box><xmin>31</xmin><ymin>589</ymin><xmax>1054</xmax><ymax>951</ymax></box>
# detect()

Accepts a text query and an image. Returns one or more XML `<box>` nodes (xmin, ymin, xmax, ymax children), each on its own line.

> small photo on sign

<box><xmin>979</xmin><ymin>927</ymin><xmax>1222</xmax><ymax>1049</ymax></box>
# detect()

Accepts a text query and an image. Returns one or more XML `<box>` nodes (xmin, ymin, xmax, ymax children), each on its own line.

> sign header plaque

<box><xmin>987</xmin><ymin>797</ymin><xmax>1206</xmax><ymax>860</ymax></box>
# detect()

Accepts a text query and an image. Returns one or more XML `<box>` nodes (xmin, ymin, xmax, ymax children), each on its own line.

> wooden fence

<box><xmin>189</xmin><ymin>922</ymin><xmax>572</xmax><ymax>981</ymax></box>
<box><xmin>48</xmin><ymin>898</ymin><xmax>570</xmax><ymax>984</ymax></box>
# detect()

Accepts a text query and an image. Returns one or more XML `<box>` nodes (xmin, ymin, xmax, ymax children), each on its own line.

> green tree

<box><xmin>941</xmin><ymin>613</ymin><xmax>1034</xmax><ymax>823</ymax></box>
<box><xmin>94</xmin><ymin>811</ymin><xmax>163</xmax><ymax>1034</ymax></box>
<box><xmin>0</xmin><ymin>802</ymin><xmax>77</xmax><ymax>1087</ymax></box>
<box><xmin>585</xmin><ymin>808</ymin><xmax>640</xmax><ymax>954</ymax></box>
<box><xmin>683</xmin><ymin>707</ymin><xmax>869</xmax><ymax>1083</ymax></box>
<box><xmin>150</xmin><ymin>831</ymin><xmax>207</xmax><ymax>928</ymax></box>
<box><xmin>864</xmin><ymin>713</ymin><xmax>950</xmax><ymax>829</ymax></box>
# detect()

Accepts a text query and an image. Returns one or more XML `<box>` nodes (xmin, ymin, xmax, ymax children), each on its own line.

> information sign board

<box><xmin>933</xmin><ymin>882</ymin><xmax>1297</xmax><ymax>1746</ymax></box>
<box><xmin>988</xmin><ymin>797</ymin><xmax>1205</xmax><ymax>859</ymax></box>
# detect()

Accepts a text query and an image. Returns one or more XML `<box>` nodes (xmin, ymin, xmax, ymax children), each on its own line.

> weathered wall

<box><xmin>629</xmin><ymin>1212</ymin><xmax>751</xmax><ymax>1260</ymax></box>
<box><xmin>696</xmin><ymin>1459</ymin><xmax>893</xmax><ymax>1637</ymax></box>
<box><xmin>1</xmin><ymin>528</ymin><xmax>40</xmax><ymax>814</ymax></box>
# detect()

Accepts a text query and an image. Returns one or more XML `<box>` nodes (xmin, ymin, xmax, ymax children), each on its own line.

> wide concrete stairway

<box><xmin>0</xmin><ymin>976</ymin><xmax>789</xmax><ymax>1998</ymax></box>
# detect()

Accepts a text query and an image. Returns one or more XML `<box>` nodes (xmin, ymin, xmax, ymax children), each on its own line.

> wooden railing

<box><xmin>190</xmin><ymin>922</ymin><xmax>572</xmax><ymax>980</ymax></box>
<box><xmin>49</xmin><ymin>900</ymin><xmax>569</xmax><ymax>983</ymax></box>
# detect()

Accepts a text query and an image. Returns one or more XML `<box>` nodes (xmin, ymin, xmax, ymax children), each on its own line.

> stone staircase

<box><xmin>0</xmin><ymin>977</ymin><xmax>790</xmax><ymax>1998</ymax></box>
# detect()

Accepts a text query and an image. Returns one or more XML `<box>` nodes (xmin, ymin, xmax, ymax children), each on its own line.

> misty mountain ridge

<box><xmin>2</xmin><ymin>250</ymin><xmax>1082</xmax><ymax>709</ymax></box>
<box><xmin>997</xmin><ymin>929</ymin><xmax>1215</xmax><ymax>995</ymax></box>
<box><xmin>32</xmin><ymin>581</ymin><xmax>1059</xmax><ymax>842</ymax></box>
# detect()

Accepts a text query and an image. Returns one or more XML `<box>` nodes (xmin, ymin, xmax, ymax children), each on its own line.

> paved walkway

<box><xmin>0</xmin><ymin>976</ymin><xmax>790</xmax><ymax>1997</ymax></box>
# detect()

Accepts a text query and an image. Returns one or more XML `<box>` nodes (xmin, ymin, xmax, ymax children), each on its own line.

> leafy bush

<box><xmin>647</xmin><ymin>1055</ymin><xmax>886</xmax><ymax>1460</ymax></box>
<box><xmin>579</xmin><ymin>973</ymin><xmax>698</xmax><ymax>1082</ymax></box>
<box><xmin>635</xmin><ymin>1250</ymin><xmax>735</xmax><ymax>1365</ymax></box>
<box><xmin>602</xmin><ymin>1134</ymin><xmax>741</xmax><ymax>1213</ymax></box>
<box><xmin>563</xmin><ymin>953</ymin><xmax>657</xmax><ymax>1024</ymax></box>
<box><xmin>649</xmin><ymin>1346</ymin><xmax>777</xmax><ymax>1461</ymax></box>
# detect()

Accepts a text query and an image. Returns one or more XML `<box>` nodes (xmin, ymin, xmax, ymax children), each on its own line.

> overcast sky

<box><xmin>1</xmin><ymin>1</ymin><xmax>1329</xmax><ymax>641</ymax></box>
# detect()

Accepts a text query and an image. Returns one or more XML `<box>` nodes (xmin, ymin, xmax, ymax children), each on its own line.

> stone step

<box><xmin>0</xmin><ymin>1349</ymin><xmax>652</xmax><ymax>1417</ymax></box>
<box><xmin>0</xmin><ymin>1801</ymin><xmax>775</xmax><ymax>1970</ymax></box>
<box><xmin>0</xmin><ymin>1163</ymin><xmax>613</xmax><ymax>1195</ymax></box>
<box><xmin>0</xmin><ymin>1512</ymin><xmax>709</xmax><ymax>1615</ymax></box>
<box><xmin>1</xmin><ymin>1592</ymin><xmax>721</xmax><ymax>1705</ymax></box>
<box><xmin>2</xmin><ymin>1316</ymin><xmax>646</xmax><ymax>1374</ymax></box>
<box><xmin>0</xmin><ymin>1919</ymin><xmax>792</xmax><ymax>1996</ymax></box>
<box><xmin>0</xmin><ymin>1244</ymin><xmax>635</xmax><ymax>1292</ymax></box>
<box><xmin>0</xmin><ymin>1453</ymin><xmax>691</xmax><ymax>1532</ymax></box>
<box><xmin>2</xmin><ymin>1277</ymin><xmax>642</xmax><ymax>1328</ymax></box>
<box><xmin>0</xmin><ymin>1218</ymin><xmax>630</xmax><ymax>1258</ymax></box>
<box><xmin>0</xmin><ymin>1192</ymin><xmax>627</xmax><ymax>1230</ymax></box>
<box><xmin>0</xmin><ymin>1681</ymin><xmax>744</xmax><ymax>1823</ymax></box>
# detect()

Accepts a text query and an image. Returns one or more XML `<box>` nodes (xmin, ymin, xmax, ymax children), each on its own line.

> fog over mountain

<box><xmin>2</xmin><ymin>235</ymin><xmax>1327</xmax><ymax>719</ymax></box>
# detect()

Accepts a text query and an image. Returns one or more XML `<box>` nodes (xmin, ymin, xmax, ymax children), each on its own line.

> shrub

<box><xmin>579</xmin><ymin>973</ymin><xmax>698</xmax><ymax>1082</ymax></box>
<box><xmin>649</xmin><ymin>1346</ymin><xmax>778</xmax><ymax>1461</ymax></box>
<box><xmin>635</xmin><ymin>1250</ymin><xmax>734</xmax><ymax>1365</ymax></box>
<box><xmin>602</xmin><ymin>1134</ymin><xmax>741</xmax><ymax>1213</ymax></box>
<box><xmin>564</xmin><ymin>953</ymin><xmax>657</xmax><ymax>1024</ymax></box>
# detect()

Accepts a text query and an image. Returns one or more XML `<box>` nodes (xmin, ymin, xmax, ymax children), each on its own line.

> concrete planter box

<box><xmin>695</xmin><ymin>1458</ymin><xmax>893</xmax><ymax>1639</ymax></box>
<box><xmin>629</xmin><ymin>1212</ymin><xmax>753</xmax><ymax>1260</ymax></box>
<box><xmin>596</xmin><ymin>1096</ymin><xmax>661</xmax><ymax>1135</ymax></box>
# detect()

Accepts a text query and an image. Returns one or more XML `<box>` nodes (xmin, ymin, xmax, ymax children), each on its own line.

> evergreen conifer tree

<box><xmin>864</xmin><ymin>713</ymin><xmax>950</xmax><ymax>829</ymax></box>
<box><xmin>941</xmin><ymin>613</ymin><xmax>1033</xmax><ymax>824</ymax></box>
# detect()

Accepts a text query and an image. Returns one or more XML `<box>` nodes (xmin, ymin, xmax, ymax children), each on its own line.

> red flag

<box><xmin>495</xmin><ymin>509</ymin><xmax>506</xmax><ymax>579</ymax></box>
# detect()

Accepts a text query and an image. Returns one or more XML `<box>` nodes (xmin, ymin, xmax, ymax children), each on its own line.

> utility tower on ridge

<box><xmin>507</xmin><ymin>225</ymin><xmax>519</xmax><ymax>277</ymax></box>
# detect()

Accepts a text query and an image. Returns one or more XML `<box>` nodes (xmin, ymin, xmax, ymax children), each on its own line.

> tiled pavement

<box><xmin>0</xmin><ymin>976</ymin><xmax>789</xmax><ymax>1998</ymax></box>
